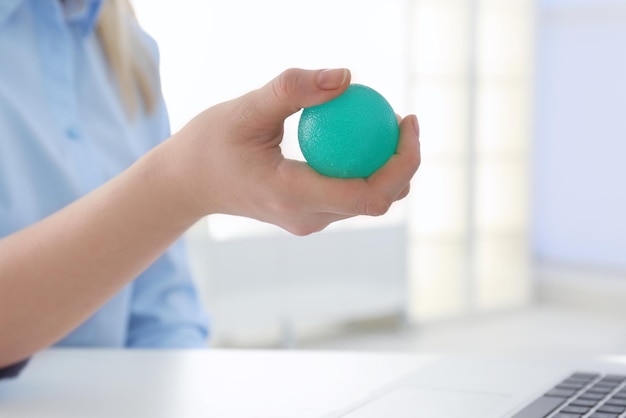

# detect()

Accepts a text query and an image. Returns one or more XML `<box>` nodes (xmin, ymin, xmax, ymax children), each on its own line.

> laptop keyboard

<box><xmin>512</xmin><ymin>372</ymin><xmax>626</xmax><ymax>418</ymax></box>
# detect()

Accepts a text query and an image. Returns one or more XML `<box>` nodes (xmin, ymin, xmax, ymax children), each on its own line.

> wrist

<box><xmin>135</xmin><ymin>137</ymin><xmax>206</xmax><ymax>230</ymax></box>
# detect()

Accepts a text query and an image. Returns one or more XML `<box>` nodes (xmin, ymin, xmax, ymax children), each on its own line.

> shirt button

<box><xmin>65</xmin><ymin>127</ymin><xmax>81</xmax><ymax>140</ymax></box>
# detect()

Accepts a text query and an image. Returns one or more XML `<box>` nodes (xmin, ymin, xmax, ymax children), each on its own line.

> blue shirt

<box><xmin>0</xmin><ymin>0</ymin><xmax>210</xmax><ymax>348</ymax></box>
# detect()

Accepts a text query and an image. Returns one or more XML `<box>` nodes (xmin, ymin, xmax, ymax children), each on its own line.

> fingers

<box><xmin>278</xmin><ymin>159</ymin><xmax>369</xmax><ymax>216</ymax></box>
<box><xmin>281</xmin><ymin>114</ymin><xmax>420</xmax><ymax>217</ymax></box>
<box><xmin>366</xmin><ymin>114</ymin><xmax>420</xmax><ymax>204</ymax></box>
<box><xmin>252</xmin><ymin>68</ymin><xmax>351</xmax><ymax>122</ymax></box>
<box><xmin>281</xmin><ymin>212</ymin><xmax>356</xmax><ymax>237</ymax></box>
<box><xmin>396</xmin><ymin>184</ymin><xmax>411</xmax><ymax>201</ymax></box>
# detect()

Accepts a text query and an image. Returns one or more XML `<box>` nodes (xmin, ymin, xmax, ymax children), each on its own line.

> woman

<box><xmin>0</xmin><ymin>0</ymin><xmax>420</xmax><ymax>375</ymax></box>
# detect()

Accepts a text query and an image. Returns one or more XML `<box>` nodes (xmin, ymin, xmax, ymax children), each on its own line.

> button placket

<box><xmin>33</xmin><ymin>2</ymin><xmax>103</xmax><ymax>191</ymax></box>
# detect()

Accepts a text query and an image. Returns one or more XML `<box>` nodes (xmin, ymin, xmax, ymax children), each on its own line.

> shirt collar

<box><xmin>63</xmin><ymin>0</ymin><xmax>104</xmax><ymax>36</ymax></box>
<box><xmin>0</xmin><ymin>0</ymin><xmax>104</xmax><ymax>36</ymax></box>
<box><xmin>0</xmin><ymin>0</ymin><xmax>23</xmax><ymax>28</ymax></box>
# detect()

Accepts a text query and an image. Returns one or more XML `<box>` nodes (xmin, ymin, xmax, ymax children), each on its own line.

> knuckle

<box><xmin>413</xmin><ymin>152</ymin><xmax>422</xmax><ymax>170</ymax></box>
<box><xmin>284</xmin><ymin>218</ymin><xmax>326</xmax><ymax>236</ymax></box>
<box><xmin>403</xmin><ymin>147</ymin><xmax>421</xmax><ymax>173</ymax></box>
<box><xmin>289</xmin><ymin>225</ymin><xmax>316</xmax><ymax>237</ymax></box>
<box><xmin>274</xmin><ymin>207</ymin><xmax>328</xmax><ymax>237</ymax></box>
<box><xmin>272</xmin><ymin>68</ymin><xmax>300</xmax><ymax>102</ymax></box>
<box><xmin>398</xmin><ymin>184</ymin><xmax>411</xmax><ymax>200</ymax></box>
<box><xmin>366</xmin><ymin>194</ymin><xmax>392</xmax><ymax>217</ymax></box>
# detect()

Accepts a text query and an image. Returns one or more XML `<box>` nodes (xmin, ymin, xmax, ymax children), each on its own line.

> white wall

<box><xmin>533</xmin><ymin>0</ymin><xmax>626</xmax><ymax>270</ymax></box>
<box><xmin>186</xmin><ymin>226</ymin><xmax>407</xmax><ymax>344</ymax></box>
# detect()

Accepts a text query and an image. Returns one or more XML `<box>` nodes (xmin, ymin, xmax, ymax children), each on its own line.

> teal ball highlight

<box><xmin>298</xmin><ymin>84</ymin><xmax>399</xmax><ymax>178</ymax></box>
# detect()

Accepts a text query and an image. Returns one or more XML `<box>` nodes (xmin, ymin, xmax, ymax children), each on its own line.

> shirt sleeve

<box><xmin>0</xmin><ymin>358</ymin><xmax>29</xmax><ymax>380</ymax></box>
<box><xmin>126</xmin><ymin>237</ymin><xmax>210</xmax><ymax>348</ymax></box>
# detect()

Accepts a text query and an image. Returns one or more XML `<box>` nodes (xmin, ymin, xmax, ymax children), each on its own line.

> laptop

<box><xmin>325</xmin><ymin>355</ymin><xmax>626</xmax><ymax>418</ymax></box>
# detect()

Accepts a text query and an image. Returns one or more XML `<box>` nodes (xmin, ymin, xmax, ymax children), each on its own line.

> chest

<box><xmin>0</xmin><ymin>7</ymin><xmax>156</xmax><ymax>232</ymax></box>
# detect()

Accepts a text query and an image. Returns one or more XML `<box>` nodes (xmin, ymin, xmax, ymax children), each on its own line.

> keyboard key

<box><xmin>563</xmin><ymin>378</ymin><xmax>593</xmax><ymax>387</ymax></box>
<box><xmin>510</xmin><ymin>396</ymin><xmax>565</xmax><ymax>418</ymax></box>
<box><xmin>596</xmin><ymin>383</ymin><xmax>621</xmax><ymax>390</ymax></box>
<box><xmin>588</xmin><ymin>413</ymin><xmax>619</xmax><ymax>418</ymax></box>
<box><xmin>564</xmin><ymin>377</ymin><xmax>591</xmax><ymax>382</ymax></box>
<box><xmin>570</xmin><ymin>373</ymin><xmax>600</xmax><ymax>381</ymax></box>
<box><xmin>552</xmin><ymin>414</ymin><xmax>582</xmax><ymax>418</ymax></box>
<box><xmin>595</xmin><ymin>379</ymin><xmax>621</xmax><ymax>387</ymax></box>
<box><xmin>546</xmin><ymin>388</ymin><xmax>579</xmax><ymax>398</ymax></box>
<box><xmin>570</xmin><ymin>399</ymin><xmax>598</xmax><ymax>408</ymax></box>
<box><xmin>587</xmin><ymin>387</ymin><xmax>613</xmax><ymax>394</ymax></box>
<box><xmin>597</xmin><ymin>405</ymin><xmax>626</xmax><ymax>414</ymax></box>
<box><xmin>579</xmin><ymin>392</ymin><xmax>606</xmax><ymax>401</ymax></box>
<box><xmin>593</xmin><ymin>384</ymin><xmax>619</xmax><ymax>391</ymax></box>
<box><xmin>603</xmin><ymin>375</ymin><xmax>626</xmax><ymax>382</ymax></box>
<box><xmin>557</xmin><ymin>383</ymin><xmax>587</xmax><ymax>391</ymax></box>
<box><xmin>605</xmin><ymin>398</ymin><xmax>626</xmax><ymax>407</ymax></box>
<box><xmin>560</xmin><ymin>405</ymin><xmax>591</xmax><ymax>414</ymax></box>
<box><xmin>609</xmin><ymin>391</ymin><xmax>626</xmax><ymax>400</ymax></box>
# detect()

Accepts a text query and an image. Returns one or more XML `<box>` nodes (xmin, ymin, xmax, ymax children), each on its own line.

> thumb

<box><xmin>253</xmin><ymin>68</ymin><xmax>351</xmax><ymax>122</ymax></box>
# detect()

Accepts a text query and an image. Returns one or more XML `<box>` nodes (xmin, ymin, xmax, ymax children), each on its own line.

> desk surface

<box><xmin>0</xmin><ymin>349</ymin><xmax>431</xmax><ymax>418</ymax></box>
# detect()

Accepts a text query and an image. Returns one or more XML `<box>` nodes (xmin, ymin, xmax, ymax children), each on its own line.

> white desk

<box><xmin>0</xmin><ymin>349</ymin><xmax>432</xmax><ymax>418</ymax></box>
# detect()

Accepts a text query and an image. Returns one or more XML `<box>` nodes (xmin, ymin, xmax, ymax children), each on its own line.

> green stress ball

<box><xmin>298</xmin><ymin>84</ymin><xmax>399</xmax><ymax>178</ymax></box>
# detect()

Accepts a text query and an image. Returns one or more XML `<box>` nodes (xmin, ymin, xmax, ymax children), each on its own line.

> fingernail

<box><xmin>411</xmin><ymin>115</ymin><xmax>419</xmax><ymax>138</ymax></box>
<box><xmin>316</xmin><ymin>69</ymin><xmax>348</xmax><ymax>90</ymax></box>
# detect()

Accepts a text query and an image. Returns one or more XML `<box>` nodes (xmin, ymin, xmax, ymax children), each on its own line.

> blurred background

<box><xmin>131</xmin><ymin>0</ymin><xmax>626</xmax><ymax>354</ymax></box>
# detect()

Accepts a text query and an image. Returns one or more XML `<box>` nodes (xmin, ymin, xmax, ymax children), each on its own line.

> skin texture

<box><xmin>0</xmin><ymin>68</ymin><xmax>420</xmax><ymax>367</ymax></box>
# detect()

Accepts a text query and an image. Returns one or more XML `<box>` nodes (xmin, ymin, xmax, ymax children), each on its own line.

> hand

<box><xmin>167</xmin><ymin>68</ymin><xmax>421</xmax><ymax>235</ymax></box>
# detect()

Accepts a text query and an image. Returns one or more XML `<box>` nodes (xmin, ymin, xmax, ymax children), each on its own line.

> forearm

<box><xmin>0</xmin><ymin>67</ymin><xmax>420</xmax><ymax>368</ymax></box>
<box><xmin>0</xmin><ymin>140</ymin><xmax>199</xmax><ymax>367</ymax></box>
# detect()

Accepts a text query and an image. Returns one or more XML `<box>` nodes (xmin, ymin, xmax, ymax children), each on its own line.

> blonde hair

<box><xmin>96</xmin><ymin>0</ymin><xmax>158</xmax><ymax>118</ymax></box>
